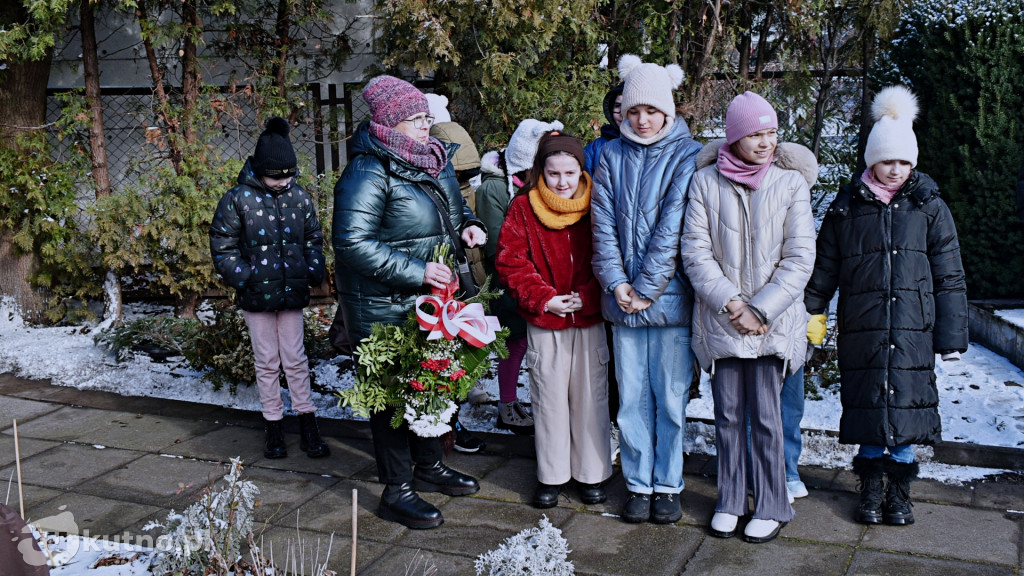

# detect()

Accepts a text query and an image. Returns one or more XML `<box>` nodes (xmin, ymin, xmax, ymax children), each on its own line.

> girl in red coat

<box><xmin>496</xmin><ymin>130</ymin><xmax>612</xmax><ymax>509</ymax></box>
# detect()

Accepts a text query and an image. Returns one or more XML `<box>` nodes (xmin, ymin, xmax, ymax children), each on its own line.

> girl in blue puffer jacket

<box><xmin>591</xmin><ymin>54</ymin><xmax>702</xmax><ymax>525</ymax></box>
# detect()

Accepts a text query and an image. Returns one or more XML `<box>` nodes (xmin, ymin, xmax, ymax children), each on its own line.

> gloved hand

<box><xmin>807</xmin><ymin>314</ymin><xmax>827</xmax><ymax>346</ymax></box>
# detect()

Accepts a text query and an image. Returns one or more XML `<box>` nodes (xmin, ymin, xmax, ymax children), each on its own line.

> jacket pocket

<box><xmin>919</xmin><ymin>285</ymin><xmax>935</xmax><ymax>331</ymax></box>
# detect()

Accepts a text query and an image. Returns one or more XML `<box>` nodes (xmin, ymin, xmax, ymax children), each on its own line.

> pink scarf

<box><xmin>717</xmin><ymin>145</ymin><xmax>773</xmax><ymax>190</ymax></box>
<box><xmin>370</xmin><ymin>121</ymin><xmax>449</xmax><ymax>178</ymax></box>
<box><xmin>860</xmin><ymin>169</ymin><xmax>902</xmax><ymax>205</ymax></box>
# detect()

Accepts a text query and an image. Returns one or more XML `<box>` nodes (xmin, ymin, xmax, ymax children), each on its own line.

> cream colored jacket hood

<box><xmin>681</xmin><ymin>140</ymin><xmax>818</xmax><ymax>375</ymax></box>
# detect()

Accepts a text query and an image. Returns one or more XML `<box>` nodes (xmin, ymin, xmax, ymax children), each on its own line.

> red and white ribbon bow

<box><xmin>415</xmin><ymin>295</ymin><xmax>500</xmax><ymax>348</ymax></box>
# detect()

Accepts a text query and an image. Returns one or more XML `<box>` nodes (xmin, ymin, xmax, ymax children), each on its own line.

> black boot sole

<box><xmin>856</xmin><ymin>511</ymin><xmax>884</xmax><ymax>524</ymax></box>
<box><xmin>377</xmin><ymin>503</ymin><xmax>443</xmax><ymax>530</ymax></box>
<box><xmin>301</xmin><ymin>446</ymin><xmax>330</xmax><ymax>458</ymax></box>
<box><xmin>264</xmin><ymin>449</ymin><xmax>287</xmax><ymax>459</ymax></box>
<box><xmin>883</xmin><ymin>514</ymin><xmax>915</xmax><ymax>525</ymax></box>
<box><xmin>413</xmin><ymin>478</ymin><xmax>480</xmax><ymax>496</ymax></box>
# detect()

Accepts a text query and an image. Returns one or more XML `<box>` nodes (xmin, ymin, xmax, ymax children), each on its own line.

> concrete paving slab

<box><xmin>7</xmin><ymin>485</ymin><xmax>63</xmax><ymax>519</ymax></box>
<box><xmin>799</xmin><ymin>463</ymin><xmax>843</xmax><ymax>491</ymax></box>
<box><xmin>970</xmin><ymin>474</ymin><xmax>1024</xmax><ymax>511</ymax></box>
<box><xmin>847</xmin><ymin>549</ymin><xmax>1016</xmax><ymax>575</ymax></box>
<box><xmin>356</xmin><ymin>545</ymin><xmax>478</xmax><ymax>576</ymax></box>
<box><xmin>160</xmin><ymin>423</ymin><xmax>267</xmax><ymax>464</ymax></box>
<box><xmin>253</xmin><ymin>435</ymin><xmax>378</xmax><ymax>478</ymax></box>
<box><xmin>0</xmin><ymin>433</ymin><xmax>59</xmax><ymax>467</ymax></box>
<box><xmin>234</xmin><ymin>465</ymin><xmax>338</xmax><ymax>524</ymax></box>
<box><xmin>25</xmin><ymin>492</ymin><xmax>162</xmax><ymax>538</ymax></box>
<box><xmin>474</xmin><ymin>455</ymin><xmax>537</xmax><ymax>505</ymax></box>
<box><xmin>560</xmin><ymin>512</ymin><xmax>703</xmax><ymax>576</ymax></box>
<box><xmin>397</xmin><ymin>497</ymin><xmax>574</xmax><ymax>559</ymax></box>
<box><xmin>859</xmin><ymin>502</ymin><xmax>1019</xmax><ymax>565</ymax></box>
<box><xmin>75</xmin><ymin>453</ymin><xmax>227</xmax><ymax>508</ymax></box>
<box><xmin>785</xmin><ymin>490</ymin><xmax>865</xmax><ymax>545</ymax></box>
<box><xmin>71</xmin><ymin>413</ymin><xmax>221</xmax><ymax>452</ymax></box>
<box><xmin>679</xmin><ymin>473</ymin><xmax>719</xmax><ymax>527</ymax></box>
<box><xmin>0</xmin><ymin>396</ymin><xmax>62</xmax><ymax>430</ymax></box>
<box><xmin>685</xmin><ymin>535</ymin><xmax>853</xmax><ymax>576</ymax></box>
<box><xmin>275</xmin><ymin>478</ymin><xmax>410</xmax><ymax>543</ymax></box>
<box><xmin>10</xmin><ymin>406</ymin><xmax>150</xmax><ymax>443</ymax></box>
<box><xmin>912</xmin><ymin>475</ymin><xmax>976</xmax><ymax>507</ymax></box>
<box><xmin>0</xmin><ymin>443</ymin><xmax>141</xmax><ymax>490</ymax></box>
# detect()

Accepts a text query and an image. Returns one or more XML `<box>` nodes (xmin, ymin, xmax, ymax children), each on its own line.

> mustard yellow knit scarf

<box><xmin>528</xmin><ymin>172</ymin><xmax>593</xmax><ymax>230</ymax></box>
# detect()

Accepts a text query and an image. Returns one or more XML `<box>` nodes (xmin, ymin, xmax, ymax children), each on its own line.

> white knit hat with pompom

<box><xmin>504</xmin><ymin>118</ymin><xmax>564</xmax><ymax>177</ymax></box>
<box><xmin>864</xmin><ymin>85</ymin><xmax>919</xmax><ymax>168</ymax></box>
<box><xmin>618</xmin><ymin>54</ymin><xmax>684</xmax><ymax>118</ymax></box>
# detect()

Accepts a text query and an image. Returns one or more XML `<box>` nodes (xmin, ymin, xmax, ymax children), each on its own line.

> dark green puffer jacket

<box><xmin>332</xmin><ymin>122</ymin><xmax>483</xmax><ymax>342</ymax></box>
<box><xmin>210</xmin><ymin>159</ymin><xmax>326</xmax><ymax>312</ymax></box>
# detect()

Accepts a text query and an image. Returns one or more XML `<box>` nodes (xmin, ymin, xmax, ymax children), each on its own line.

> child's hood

<box><xmin>696</xmin><ymin>139</ymin><xmax>818</xmax><ymax>189</ymax></box>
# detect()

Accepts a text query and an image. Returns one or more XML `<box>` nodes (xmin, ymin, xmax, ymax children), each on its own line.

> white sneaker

<box><xmin>787</xmin><ymin>479</ymin><xmax>808</xmax><ymax>499</ymax></box>
<box><xmin>743</xmin><ymin>519</ymin><xmax>782</xmax><ymax>543</ymax></box>
<box><xmin>609</xmin><ymin>423</ymin><xmax>620</xmax><ymax>462</ymax></box>
<box><xmin>709</xmin><ymin>512</ymin><xmax>738</xmax><ymax>538</ymax></box>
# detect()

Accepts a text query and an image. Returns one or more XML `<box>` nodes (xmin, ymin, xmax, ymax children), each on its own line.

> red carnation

<box><xmin>438</xmin><ymin>384</ymin><xmax>450</xmax><ymax>392</ymax></box>
<box><xmin>449</xmin><ymin>369</ymin><xmax>467</xmax><ymax>381</ymax></box>
<box><xmin>409</xmin><ymin>380</ymin><xmax>425</xmax><ymax>391</ymax></box>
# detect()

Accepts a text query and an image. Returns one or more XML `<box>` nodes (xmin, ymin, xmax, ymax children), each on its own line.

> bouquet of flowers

<box><xmin>337</xmin><ymin>244</ymin><xmax>509</xmax><ymax>437</ymax></box>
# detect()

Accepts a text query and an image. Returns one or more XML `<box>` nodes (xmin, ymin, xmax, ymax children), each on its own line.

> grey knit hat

<box><xmin>618</xmin><ymin>54</ymin><xmax>684</xmax><ymax>118</ymax></box>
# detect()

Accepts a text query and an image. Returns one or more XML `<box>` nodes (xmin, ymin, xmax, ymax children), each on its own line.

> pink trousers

<box><xmin>243</xmin><ymin>309</ymin><xmax>316</xmax><ymax>420</ymax></box>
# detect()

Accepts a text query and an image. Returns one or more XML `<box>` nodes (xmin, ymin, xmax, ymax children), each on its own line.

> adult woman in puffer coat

<box><xmin>332</xmin><ymin>76</ymin><xmax>486</xmax><ymax>531</ymax></box>
<box><xmin>681</xmin><ymin>92</ymin><xmax>816</xmax><ymax>543</ymax></box>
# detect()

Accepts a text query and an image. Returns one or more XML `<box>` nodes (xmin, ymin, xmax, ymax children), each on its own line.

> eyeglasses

<box><xmin>401</xmin><ymin>114</ymin><xmax>435</xmax><ymax>129</ymax></box>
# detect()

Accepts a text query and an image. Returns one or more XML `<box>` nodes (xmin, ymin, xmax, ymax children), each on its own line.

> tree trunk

<box><xmin>181</xmin><ymin>0</ymin><xmax>200</xmax><ymax>155</ymax></box>
<box><xmin>81</xmin><ymin>0</ymin><xmax>122</xmax><ymax>325</ymax></box>
<box><xmin>272</xmin><ymin>0</ymin><xmax>293</xmax><ymax>100</ymax></box>
<box><xmin>137</xmin><ymin>4</ymin><xmax>184</xmax><ymax>174</ymax></box>
<box><xmin>737</xmin><ymin>2</ymin><xmax>752</xmax><ymax>79</ymax></box>
<box><xmin>0</xmin><ymin>2</ymin><xmax>52</xmax><ymax>322</ymax></box>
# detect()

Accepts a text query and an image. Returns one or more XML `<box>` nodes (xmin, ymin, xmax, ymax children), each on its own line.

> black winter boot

<box><xmin>378</xmin><ymin>483</ymin><xmax>443</xmax><ymax>529</ymax></box>
<box><xmin>413</xmin><ymin>462</ymin><xmax>480</xmax><ymax>496</ymax></box>
<box><xmin>883</xmin><ymin>460</ymin><xmax>919</xmax><ymax>525</ymax></box>
<box><xmin>297</xmin><ymin>412</ymin><xmax>330</xmax><ymax>458</ymax></box>
<box><xmin>852</xmin><ymin>457</ymin><xmax>885</xmax><ymax>524</ymax></box>
<box><xmin>264</xmin><ymin>419</ymin><xmax>287</xmax><ymax>459</ymax></box>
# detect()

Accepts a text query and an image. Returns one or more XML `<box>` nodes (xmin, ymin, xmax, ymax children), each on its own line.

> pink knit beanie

<box><xmin>725</xmin><ymin>91</ymin><xmax>778</xmax><ymax>145</ymax></box>
<box><xmin>362</xmin><ymin>75</ymin><xmax>429</xmax><ymax>128</ymax></box>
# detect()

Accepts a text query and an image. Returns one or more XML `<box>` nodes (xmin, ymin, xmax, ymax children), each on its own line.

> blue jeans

<box><xmin>858</xmin><ymin>444</ymin><xmax>915</xmax><ymax>463</ymax></box>
<box><xmin>613</xmin><ymin>325</ymin><xmax>693</xmax><ymax>494</ymax></box>
<box><xmin>780</xmin><ymin>367</ymin><xmax>806</xmax><ymax>482</ymax></box>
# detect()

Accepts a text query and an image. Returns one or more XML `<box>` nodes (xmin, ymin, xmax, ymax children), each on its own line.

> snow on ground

<box><xmin>996</xmin><ymin>308</ymin><xmax>1024</xmax><ymax>329</ymax></box>
<box><xmin>2</xmin><ymin>299</ymin><xmax>1022</xmax><ymax>486</ymax></box>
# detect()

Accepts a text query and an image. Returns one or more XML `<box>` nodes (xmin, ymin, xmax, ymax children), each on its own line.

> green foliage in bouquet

<box><xmin>338</xmin><ymin>277</ymin><xmax>509</xmax><ymax>435</ymax></box>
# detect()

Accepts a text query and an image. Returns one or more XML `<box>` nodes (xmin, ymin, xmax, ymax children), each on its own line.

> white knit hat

<box><xmin>425</xmin><ymin>93</ymin><xmax>452</xmax><ymax>123</ymax></box>
<box><xmin>864</xmin><ymin>86</ymin><xmax>919</xmax><ymax>169</ymax></box>
<box><xmin>618</xmin><ymin>54</ymin><xmax>684</xmax><ymax>118</ymax></box>
<box><xmin>504</xmin><ymin>118</ymin><xmax>564</xmax><ymax>177</ymax></box>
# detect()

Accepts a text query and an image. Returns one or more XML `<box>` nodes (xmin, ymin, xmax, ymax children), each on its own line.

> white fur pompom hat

<box><xmin>618</xmin><ymin>54</ymin><xmax>684</xmax><ymax>118</ymax></box>
<box><xmin>504</xmin><ymin>118</ymin><xmax>564</xmax><ymax>177</ymax></box>
<box><xmin>424</xmin><ymin>93</ymin><xmax>452</xmax><ymax>123</ymax></box>
<box><xmin>864</xmin><ymin>85</ymin><xmax>920</xmax><ymax>168</ymax></box>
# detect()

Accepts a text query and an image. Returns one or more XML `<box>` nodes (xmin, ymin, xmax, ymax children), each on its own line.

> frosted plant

<box><xmin>144</xmin><ymin>457</ymin><xmax>260</xmax><ymax>575</ymax></box>
<box><xmin>474</xmin><ymin>516</ymin><xmax>574</xmax><ymax>576</ymax></box>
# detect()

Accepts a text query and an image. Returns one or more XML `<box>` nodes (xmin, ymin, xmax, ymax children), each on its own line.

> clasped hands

<box><xmin>727</xmin><ymin>300</ymin><xmax>768</xmax><ymax>336</ymax></box>
<box><xmin>546</xmin><ymin>292</ymin><xmax>582</xmax><ymax>317</ymax></box>
<box><xmin>613</xmin><ymin>283</ymin><xmax>652</xmax><ymax>315</ymax></box>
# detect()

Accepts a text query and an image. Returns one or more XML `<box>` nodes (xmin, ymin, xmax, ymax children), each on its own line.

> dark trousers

<box><xmin>370</xmin><ymin>408</ymin><xmax>444</xmax><ymax>485</ymax></box>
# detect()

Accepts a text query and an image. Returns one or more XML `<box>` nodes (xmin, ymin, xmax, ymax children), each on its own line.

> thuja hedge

<box><xmin>887</xmin><ymin>0</ymin><xmax>1024</xmax><ymax>299</ymax></box>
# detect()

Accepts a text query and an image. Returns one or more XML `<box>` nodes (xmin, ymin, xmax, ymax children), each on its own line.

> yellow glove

<box><xmin>807</xmin><ymin>314</ymin><xmax>827</xmax><ymax>346</ymax></box>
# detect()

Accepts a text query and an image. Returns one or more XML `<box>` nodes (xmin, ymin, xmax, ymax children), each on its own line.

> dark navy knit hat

<box><xmin>251</xmin><ymin>117</ymin><xmax>297</xmax><ymax>177</ymax></box>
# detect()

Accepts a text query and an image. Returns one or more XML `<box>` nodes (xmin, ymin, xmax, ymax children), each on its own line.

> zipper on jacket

<box><xmin>883</xmin><ymin>202</ymin><xmax>895</xmax><ymax>444</ymax></box>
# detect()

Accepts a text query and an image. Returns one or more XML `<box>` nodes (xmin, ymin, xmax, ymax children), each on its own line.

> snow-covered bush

<box><xmin>474</xmin><ymin>516</ymin><xmax>574</xmax><ymax>576</ymax></box>
<box><xmin>144</xmin><ymin>457</ymin><xmax>259</xmax><ymax>575</ymax></box>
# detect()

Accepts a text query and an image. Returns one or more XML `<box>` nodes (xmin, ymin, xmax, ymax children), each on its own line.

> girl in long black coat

<box><xmin>804</xmin><ymin>86</ymin><xmax>968</xmax><ymax>527</ymax></box>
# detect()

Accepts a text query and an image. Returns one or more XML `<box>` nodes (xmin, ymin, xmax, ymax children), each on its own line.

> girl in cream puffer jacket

<box><xmin>683</xmin><ymin>139</ymin><xmax>818</xmax><ymax>375</ymax></box>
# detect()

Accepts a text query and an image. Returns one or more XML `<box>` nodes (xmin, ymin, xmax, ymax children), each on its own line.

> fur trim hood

<box><xmin>696</xmin><ymin>139</ymin><xmax>818</xmax><ymax>189</ymax></box>
<box><xmin>480</xmin><ymin>150</ymin><xmax>505</xmax><ymax>178</ymax></box>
